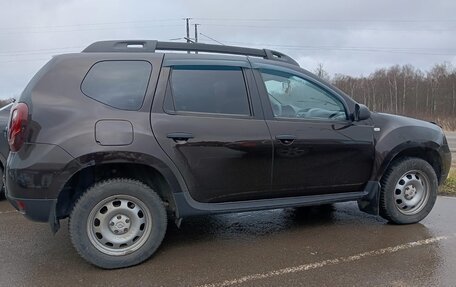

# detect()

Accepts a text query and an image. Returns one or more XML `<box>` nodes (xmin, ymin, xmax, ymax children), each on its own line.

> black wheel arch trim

<box><xmin>373</xmin><ymin>140</ymin><xmax>448</xmax><ymax>183</ymax></box>
<box><xmin>57</xmin><ymin>151</ymin><xmax>188</xmax><ymax>197</ymax></box>
<box><xmin>48</xmin><ymin>151</ymin><xmax>188</xmax><ymax>232</ymax></box>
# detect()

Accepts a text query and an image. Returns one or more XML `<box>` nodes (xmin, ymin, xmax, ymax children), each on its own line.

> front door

<box><xmin>151</xmin><ymin>61</ymin><xmax>273</xmax><ymax>203</ymax></box>
<box><xmin>254</xmin><ymin>67</ymin><xmax>374</xmax><ymax>196</ymax></box>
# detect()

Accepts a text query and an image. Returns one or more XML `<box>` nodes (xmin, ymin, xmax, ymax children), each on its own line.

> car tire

<box><xmin>379</xmin><ymin>157</ymin><xmax>438</xmax><ymax>224</ymax></box>
<box><xmin>69</xmin><ymin>178</ymin><xmax>167</xmax><ymax>269</ymax></box>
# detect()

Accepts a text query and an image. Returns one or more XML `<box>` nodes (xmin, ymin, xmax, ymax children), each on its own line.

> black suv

<box><xmin>0</xmin><ymin>102</ymin><xmax>13</xmax><ymax>199</ymax></box>
<box><xmin>6</xmin><ymin>40</ymin><xmax>452</xmax><ymax>269</ymax></box>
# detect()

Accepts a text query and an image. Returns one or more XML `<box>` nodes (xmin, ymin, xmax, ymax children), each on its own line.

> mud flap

<box><xmin>357</xmin><ymin>181</ymin><xmax>381</xmax><ymax>215</ymax></box>
<box><xmin>49</xmin><ymin>202</ymin><xmax>60</xmax><ymax>234</ymax></box>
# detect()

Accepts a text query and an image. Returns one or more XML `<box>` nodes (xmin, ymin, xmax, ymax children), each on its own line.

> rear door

<box><xmin>151</xmin><ymin>57</ymin><xmax>273</xmax><ymax>203</ymax></box>
<box><xmin>253</xmin><ymin>65</ymin><xmax>375</xmax><ymax>196</ymax></box>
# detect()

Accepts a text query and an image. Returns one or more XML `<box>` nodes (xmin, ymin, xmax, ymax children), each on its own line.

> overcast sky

<box><xmin>1</xmin><ymin>0</ymin><xmax>456</xmax><ymax>99</ymax></box>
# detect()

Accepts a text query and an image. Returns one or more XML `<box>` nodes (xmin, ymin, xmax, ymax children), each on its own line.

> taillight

<box><xmin>8</xmin><ymin>103</ymin><xmax>29</xmax><ymax>152</ymax></box>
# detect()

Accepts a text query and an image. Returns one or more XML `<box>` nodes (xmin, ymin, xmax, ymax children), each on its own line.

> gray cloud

<box><xmin>1</xmin><ymin>0</ymin><xmax>455</xmax><ymax>99</ymax></box>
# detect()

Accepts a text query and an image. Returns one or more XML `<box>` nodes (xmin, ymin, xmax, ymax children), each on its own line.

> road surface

<box><xmin>1</xmin><ymin>197</ymin><xmax>456</xmax><ymax>286</ymax></box>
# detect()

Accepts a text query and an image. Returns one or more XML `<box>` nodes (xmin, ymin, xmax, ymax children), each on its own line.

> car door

<box><xmin>253</xmin><ymin>65</ymin><xmax>374</xmax><ymax>196</ymax></box>
<box><xmin>151</xmin><ymin>57</ymin><xmax>273</xmax><ymax>203</ymax></box>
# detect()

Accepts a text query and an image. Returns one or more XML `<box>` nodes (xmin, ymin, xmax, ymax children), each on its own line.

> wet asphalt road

<box><xmin>1</xmin><ymin>197</ymin><xmax>456</xmax><ymax>287</ymax></box>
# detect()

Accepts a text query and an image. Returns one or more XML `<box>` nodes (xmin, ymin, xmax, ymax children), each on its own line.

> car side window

<box><xmin>167</xmin><ymin>66</ymin><xmax>251</xmax><ymax>116</ymax></box>
<box><xmin>81</xmin><ymin>61</ymin><xmax>152</xmax><ymax>111</ymax></box>
<box><xmin>260</xmin><ymin>69</ymin><xmax>347</xmax><ymax>120</ymax></box>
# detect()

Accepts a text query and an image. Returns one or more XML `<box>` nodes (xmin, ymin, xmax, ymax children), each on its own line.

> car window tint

<box><xmin>260</xmin><ymin>69</ymin><xmax>346</xmax><ymax>120</ymax></box>
<box><xmin>169</xmin><ymin>66</ymin><xmax>250</xmax><ymax>115</ymax></box>
<box><xmin>81</xmin><ymin>61</ymin><xmax>151</xmax><ymax>110</ymax></box>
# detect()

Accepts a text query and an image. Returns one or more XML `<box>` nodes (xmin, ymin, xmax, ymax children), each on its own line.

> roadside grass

<box><xmin>439</xmin><ymin>168</ymin><xmax>456</xmax><ymax>196</ymax></box>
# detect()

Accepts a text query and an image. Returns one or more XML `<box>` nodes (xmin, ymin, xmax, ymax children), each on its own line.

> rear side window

<box><xmin>81</xmin><ymin>61</ymin><xmax>151</xmax><ymax>110</ymax></box>
<box><xmin>168</xmin><ymin>66</ymin><xmax>251</xmax><ymax>116</ymax></box>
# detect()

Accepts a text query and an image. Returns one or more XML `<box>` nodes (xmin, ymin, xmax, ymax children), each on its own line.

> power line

<box><xmin>3</xmin><ymin>44</ymin><xmax>456</xmax><ymax>64</ymax></box>
<box><xmin>2</xmin><ymin>17</ymin><xmax>456</xmax><ymax>33</ymax></box>
<box><xmin>5</xmin><ymin>18</ymin><xmax>456</xmax><ymax>36</ymax></box>
<box><xmin>0</xmin><ymin>19</ymin><xmax>181</xmax><ymax>31</ymax></box>
<box><xmin>223</xmin><ymin>41</ymin><xmax>456</xmax><ymax>52</ymax></box>
<box><xmin>0</xmin><ymin>46</ymin><xmax>83</xmax><ymax>54</ymax></box>
<box><xmin>0</xmin><ymin>24</ymin><xmax>182</xmax><ymax>35</ymax></box>
<box><xmin>195</xmin><ymin>17</ymin><xmax>456</xmax><ymax>23</ymax></box>
<box><xmin>199</xmin><ymin>33</ymin><xmax>224</xmax><ymax>45</ymax></box>
<box><xmin>198</xmin><ymin>23</ymin><xmax>456</xmax><ymax>32</ymax></box>
<box><xmin>0</xmin><ymin>47</ymin><xmax>84</xmax><ymax>57</ymax></box>
<box><xmin>2</xmin><ymin>40</ymin><xmax>456</xmax><ymax>63</ymax></box>
<box><xmin>220</xmin><ymin>41</ymin><xmax>456</xmax><ymax>56</ymax></box>
<box><xmin>2</xmin><ymin>16</ymin><xmax>456</xmax><ymax>35</ymax></box>
<box><xmin>2</xmin><ymin>28</ymin><xmax>456</xmax><ymax>63</ymax></box>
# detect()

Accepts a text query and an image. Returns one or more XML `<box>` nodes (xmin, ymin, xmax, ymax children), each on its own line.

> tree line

<box><xmin>315</xmin><ymin>63</ymin><xmax>456</xmax><ymax>130</ymax></box>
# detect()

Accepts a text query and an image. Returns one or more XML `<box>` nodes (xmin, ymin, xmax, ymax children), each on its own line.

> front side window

<box><xmin>81</xmin><ymin>61</ymin><xmax>152</xmax><ymax>111</ymax></box>
<box><xmin>168</xmin><ymin>66</ymin><xmax>251</xmax><ymax>116</ymax></box>
<box><xmin>260</xmin><ymin>69</ymin><xmax>347</xmax><ymax>120</ymax></box>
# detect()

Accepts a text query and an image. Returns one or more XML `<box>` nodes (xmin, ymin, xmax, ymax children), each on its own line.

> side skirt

<box><xmin>174</xmin><ymin>181</ymin><xmax>381</xmax><ymax>219</ymax></box>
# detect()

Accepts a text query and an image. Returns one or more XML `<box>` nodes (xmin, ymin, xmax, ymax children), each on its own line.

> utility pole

<box><xmin>194</xmin><ymin>24</ymin><xmax>199</xmax><ymax>43</ymax></box>
<box><xmin>194</xmin><ymin>23</ymin><xmax>200</xmax><ymax>54</ymax></box>
<box><xmin>183</xmin><ymin>17</ymin><xmax>192</xmax><ymax>53</ymax></box>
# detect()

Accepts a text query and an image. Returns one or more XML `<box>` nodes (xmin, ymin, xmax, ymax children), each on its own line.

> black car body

<box><xmin>0</xmin><ymin>102</ymin><xmax>13</xmax><ymax>197</ymax></box>
<box><xmin>5</xmin><ymin>41</ymin><xmax>452</xmax><ymax>268</ymax></box>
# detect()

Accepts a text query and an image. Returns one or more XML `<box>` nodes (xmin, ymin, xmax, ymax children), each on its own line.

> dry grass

<box><xmin>439</xmin><ymin>168</ymin><xmax>456</xmax><ymax>196</ymax></box>
<box><xmin>414</xmin><ymin>115</ymin><xmax>456</xmax><ymax>131</ymax></box>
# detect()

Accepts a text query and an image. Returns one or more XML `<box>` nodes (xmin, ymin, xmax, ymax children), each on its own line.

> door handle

<box><xmin>167</xmin><ymin>132</ymin><xmax>194</xmax><ymax>143</ymax></box>
<box><xmin>276</xmin><ymin>135</ymin><xmax>296</xmax><ymax>145</ymax></box>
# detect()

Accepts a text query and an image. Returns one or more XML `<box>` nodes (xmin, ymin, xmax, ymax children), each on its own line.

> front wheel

<box><xmin>69</xmin><ymin>178</ymin><xmax>167</xmax><ymax>269</ymax></box>
<box><xmin>380</xmin><ymin>157</ymin><xmax>438</xmax><ymax>224</ymax></box>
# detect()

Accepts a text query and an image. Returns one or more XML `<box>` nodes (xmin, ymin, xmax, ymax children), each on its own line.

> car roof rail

<box><xmin>82</xmin><ymin>40</ymin><xmax>300</xmax><ymax>66</ymax></box>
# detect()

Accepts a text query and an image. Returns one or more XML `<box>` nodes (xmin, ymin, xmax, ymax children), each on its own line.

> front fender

<box><xmin>371</xmin><ymin>113</ymin><xmax>448</xmax><ymax>181</ymax></box>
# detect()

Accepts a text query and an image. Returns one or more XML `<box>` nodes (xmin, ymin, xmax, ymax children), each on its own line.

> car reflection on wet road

<box><xmin>1</xmin><ymin>197</ymin><xmax>456</xmax><ymax>286</ymax></box>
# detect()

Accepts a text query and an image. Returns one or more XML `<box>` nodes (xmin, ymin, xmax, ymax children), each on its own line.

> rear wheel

<box><xmin>69</xmin><ymin>178</ymin><xmax>167</xmax><ymax>269</ymax></box>
<box><xmin>380</xmin><ymin>157</ymin><xmax>438</xmax><ymax>224</ymax></box>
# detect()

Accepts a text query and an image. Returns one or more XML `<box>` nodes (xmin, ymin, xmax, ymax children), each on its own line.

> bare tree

<box><xmin>326</xmin><ymin>63</ymin><xmax>456</xmax><ymax>130</ymax></box>
<box><xmin>314</xmin><ymin>63</ymin><xmax>331</xmax><ymax>81</ymax></box>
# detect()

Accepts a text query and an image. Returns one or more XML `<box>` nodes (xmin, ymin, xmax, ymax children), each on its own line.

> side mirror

<box><xmin>353</xmin><ymin>104</ymin><xmax>371</xmax><ymax>121</ymax></box>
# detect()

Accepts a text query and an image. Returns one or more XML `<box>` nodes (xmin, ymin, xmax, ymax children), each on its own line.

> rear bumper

<box><xmin>7</xmin><ymin>195</ymin><xmax>57</xmax><ymax>223</ymax></box>
<box><xmin>6</xmin><ymin>142</ymin><xmax>76</xmax><ymax>232</ymax></box>
<box><xmin>6</xmin><ymin>142</ymin><xmax>76</xmax><ymax>199</ymax></box>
